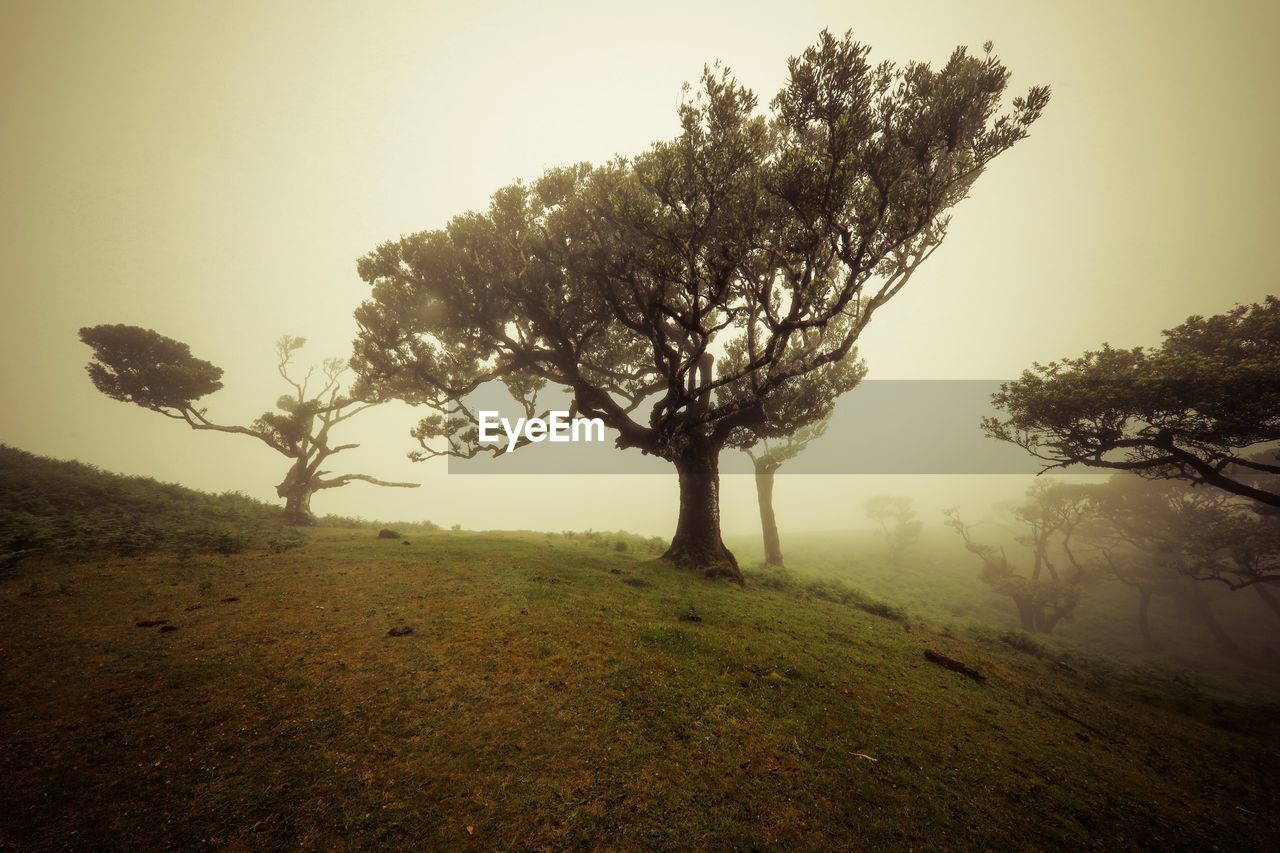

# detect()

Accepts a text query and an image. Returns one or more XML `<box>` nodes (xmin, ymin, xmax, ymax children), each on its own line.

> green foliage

<box><xmin>352</xmin><ymin>31</ymin><xmax>1048</xmax><ymax>468</ymax></box>
<box><xmin>79</xmin><ymin>324</ymin><xmax>223</xmax><ymax>410</ymax></box>
<box><xmin>0</xmin><ymin>445</ymin><xmax>292</xmax><ymax>560</ymax></box>
<box><xmin>313</xmin><ymin>513</ymin><xmax>368</xmax><ymax>529</ymax></box>
<box><xmin>4</xmin><ymin>530</ymin><xmax>1275</xmax><ymax>849</ymax></box>
<box><xmin>804</xmin><ymin>578</ymin><xmax>908</xmax><ymax>623</ymax></box>
<box><xmin>1086</xmin><ymin>473</ymin><xmax>1280</xmax><ymax>589</ymax></box>
<box><xmin>985</xmin><ymin>296</ymin><xmax>1280</xmax><ymax>507</ymax></box>
<box><xmin>742</xmin><ymin>563</ymin><xmax>908</xmax><ymax>623</ymax></box>
<box><xmin>744</xmin><ymin>563</ymin><xmax>798</xmax><ymax>590</ymax></box>
<box><xmin>553</xmin><ymin>530</ymin><xmax>664</xmax><ymax>555</ymax></box>
<box><xmin>738</xmin><ymin>417</ymin><xmax>838</xmax><ymax>473</ymax></box>
<box><xmin>987</xmin><ymin>627</ymin><xmax>1050</xmax><ymax>658</ymax></box>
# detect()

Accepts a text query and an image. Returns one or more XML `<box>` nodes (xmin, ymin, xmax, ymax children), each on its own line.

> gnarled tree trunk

<box><xmin>664</xmin><ymin>441</ymin><xmax>742</xmax><ymax>584</ymax></box>
<box><xmin>1012</xmin><ymin>594</ymin><xmax>1037</xmax><ymax>632</ymax></box>
<box><xmin>753</xmin><ymin>459</ymin><xmax>783</xmax><ymax>567</ymax></box>
<box><xmin>281</xmin><ymin>490</ymin><xmax>315</xmax><ymax>526</ymax></box>
<box><xmin>277</xmin><ymin>462</ymin><xmax>317</xmax><ymax>526</ymax></box>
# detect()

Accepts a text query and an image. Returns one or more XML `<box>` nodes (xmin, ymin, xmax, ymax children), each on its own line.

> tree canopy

<box><xmin>1088</xmin><ymin>474</ymin><xmax>1280</xmax><ymax>593</ymax></box>
<box><xmin>352</xmin><ymin>30</ymin><xmax>1049</xmax><ymax>576</ymax></box>
<box><xmin>984</xmin><ymin>297</ymin><xmax>1280</xmax><ymax>507</ymax></box>
<box><xmin>82</xmin><ymin>323</ymin><xmax>225</xmax><ymax>413</ymax></box>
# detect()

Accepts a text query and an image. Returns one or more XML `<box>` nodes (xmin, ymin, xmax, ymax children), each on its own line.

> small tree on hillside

<box><xmin>80</xmin><ymin>325</ymin><xmax>417</xmax><ymax>524</ymax></box>
<box><xmin>351</xmin><ymin>30</ymin><xmax>1048</xmax><ymax>581</ymax></box>
<box><xmin>733</xmin><ymin>346</ymin><xmax>867</xmax><ymax>567</ymax></box>
<box><xmin>864</xmin><ymin>494</ymin><xmax>923</xmax><ymax>562</ymax></box>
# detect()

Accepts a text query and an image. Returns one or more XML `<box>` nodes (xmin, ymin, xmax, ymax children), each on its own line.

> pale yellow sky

<box><xmin>2</xmin><ymin>1</ymin><xmax>1277</xmax><ymax>534</ymax></box>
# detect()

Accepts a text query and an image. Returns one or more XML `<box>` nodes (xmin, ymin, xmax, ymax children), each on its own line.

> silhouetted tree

<box><xmin>945</xmin><ymin>481</ymin><xmax>1097</xmax><ymax>633</ymax></box>
<box><xmin>864</xmin><ymin>494</ymin><xmax>923</xmax><ymax>562</ymax></box>
<box><xmin>984</xmin><ymin>297</ymin><xmax>1280</xmax><ymax>507</ymax></box>
<box><xmin>80</xmin><ymin>325</ymin><xmax>416</xmax><ymax>524</ymax></box>
<box><xmin>352</xmin><ymin>30</ymin><xmax>1049</xmax><ymax>581</ymax></box>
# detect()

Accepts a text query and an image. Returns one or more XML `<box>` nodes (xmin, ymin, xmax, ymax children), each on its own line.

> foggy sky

<box><xmin>2</xmin><ymin>0</ymin><xmax>1277</xmax><ymax>536</ymax></box>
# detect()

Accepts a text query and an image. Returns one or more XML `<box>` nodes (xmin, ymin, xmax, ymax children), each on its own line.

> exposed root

<box><xmin>661</xmin><ymin>545</ymin><xmax>744</xmax><ymax>586</ymax></box>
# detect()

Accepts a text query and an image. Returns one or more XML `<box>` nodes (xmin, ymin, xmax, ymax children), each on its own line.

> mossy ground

<box><xmin>2</xmin><ymin>530</ymin><xmax>1278</xmax><ymax>849</ymax></box>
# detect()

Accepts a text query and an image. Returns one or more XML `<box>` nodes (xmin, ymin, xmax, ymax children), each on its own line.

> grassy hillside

<box><xmin>0</xmin><ymin>444</ymin><xmax>296</xmax><ymax>559</ymax></box>
<box><xmin>728</xmin><ymin>530</ymin><xmax>1280</xmax><ymax>701</ymax></box>
<box><xmin>2</xmin><ymin>450</ymin><xmax>1277</xmax><ymax>847</ymax></box>
<box><xmin>3</xmin><ymin>528</ymin><xmax>1279</xmax><ymax>849</ymax></box>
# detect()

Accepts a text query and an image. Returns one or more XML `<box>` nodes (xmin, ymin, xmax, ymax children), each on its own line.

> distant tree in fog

<box><xmin>984</xmin><ymin>297</ymin><xmax>1280</xmax><ymax>508</ymax></box>
<box><xmin>738</xmin><ymin>418</ymin><xmax>840</xmax><ymax>567</ymax></box>
<box><xmin>865</xmin><ymin>495</ymin><xmax>923</xmax><ymax>563</ymax></box>
<box><xmin>1086</xmin><ymin>474</ymin><xmax>1280</xmax><ymax>650</ymax></box>
<box><xmin>79</xmin><ymin>325</ymin><xmax>416</xmax><ymax>525</ymax></box>
<box><xmin>350</xmin><ymin>30</ymin><xmax>1049</xmax><ymax>582</ymax></box>
<box><xmin>944</xmin><ymin>481</ymin><xmax>1098</xmax><ymax>634</ymax></box>
<box><xmin>733</xmin><ymin>350</ymin><xmax>868</xmax><ymax>567</ymax></box>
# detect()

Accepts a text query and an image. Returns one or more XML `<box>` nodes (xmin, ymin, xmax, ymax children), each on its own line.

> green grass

<box><xmin>0</xmin><ymin>444</ymin><xmax>430</xmax><ymax>562</ymax></box>
<box><xmin>3</xmin><ymin>449</ymin><xmax>1278</xmax><ymax>847</ymax></box>
<box><xmin>3</xmin><ymin>529</ymin><xmax>1279</xmax><ymax>849</ymax></box>
<box><xmin>0</xmin><ymin>444</ymin><xmax>294</xmax><ymax>559</ymax></box>
<box><xmin>729</xmin><ymin>529</ymin><xmax>1280</xmax><ymax>702</ymax></box>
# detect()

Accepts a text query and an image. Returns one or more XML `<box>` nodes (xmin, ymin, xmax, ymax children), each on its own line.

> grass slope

<box><xmin>3</xmin><ymin>529</ymin><xmax>1278</xmax><ymax>850</ymax></box>
<box><xmin>728</xmin><ymin>530</ymin><xmax>1280</xmax><ymax>702</ymax></box>
<box><xmin>0</xmin><ymin>444</ymin><xmax>296</xmax><ymax>559</ymax></box>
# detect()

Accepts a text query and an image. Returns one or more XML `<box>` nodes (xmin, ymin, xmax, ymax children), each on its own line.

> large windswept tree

<box><xmin>984</xmin><ymin>297</ymin><xmax>1280</xmax><ymax>507</ymax></box>
<box><xmin>352</xmin><ymin>30</ymin><xmax>1048</xmax><ymax>580</ymax></box>
<box><xmin>80</xmin><ymin>325</ymin><xmax>417</xmax><ymax>524</ymax></box>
